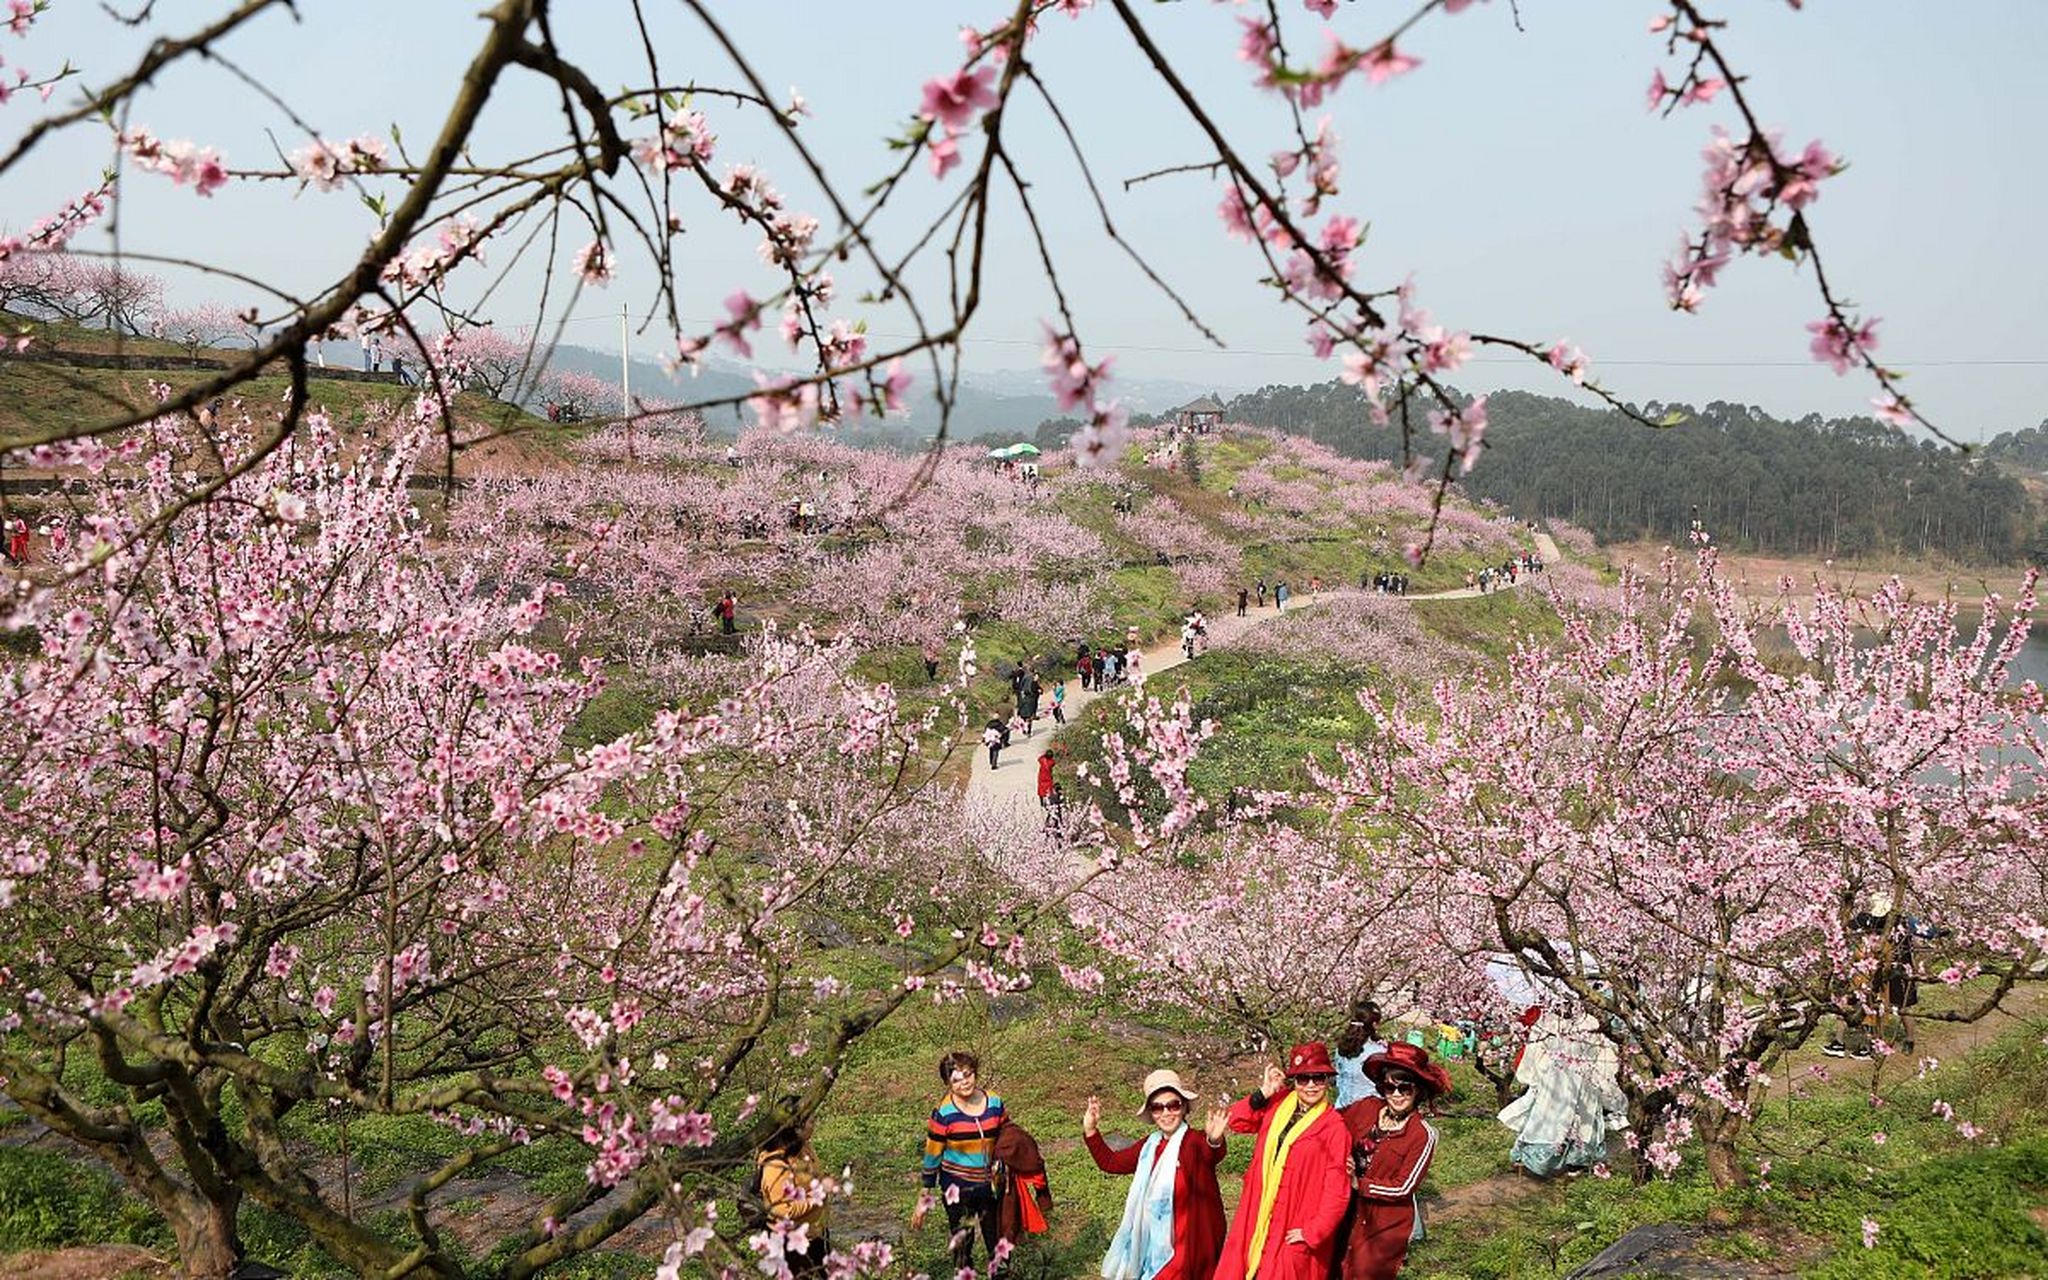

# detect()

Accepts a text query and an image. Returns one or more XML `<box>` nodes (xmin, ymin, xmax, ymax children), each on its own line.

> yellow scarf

<box><xmin>1244</xmin><ymin>1091</ymin><xmax>1327</xmax><ymax>1277</ymax></box>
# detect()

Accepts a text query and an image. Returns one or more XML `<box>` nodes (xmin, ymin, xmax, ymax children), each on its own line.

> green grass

<box><xmin>0</xmin><ymin>1146</ymin><xmax>168</xmax><ymax>1253</ymax></box>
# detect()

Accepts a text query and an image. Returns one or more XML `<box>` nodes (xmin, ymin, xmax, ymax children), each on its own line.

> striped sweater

<box><xmin>921</xmin><ymin>1093</ymin><xmax>1007</xmax><ymax>1191</ymax></box>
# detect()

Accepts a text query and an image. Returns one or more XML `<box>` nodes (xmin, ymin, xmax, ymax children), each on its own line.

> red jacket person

<box><xmin>1335</xmin><ymin>1041</ymin><xmax>1451</xmax><ymax>1280</ymax></box>
<box><xmin>1214</xmin><ymin>1043</ymin><xmax>1351</xmax><ymax>1280</ymax></box>
<box><xmin>1085</xmin><ymin>1068</ymin><xmax>1228</xmax><ymax>1280</ymax></box>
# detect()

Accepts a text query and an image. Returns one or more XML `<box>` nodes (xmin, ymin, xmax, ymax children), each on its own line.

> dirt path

<box><xmin>966</xmin><ymin>530</ymin><xmax>1562</xmax><ymax>810</ymax></box>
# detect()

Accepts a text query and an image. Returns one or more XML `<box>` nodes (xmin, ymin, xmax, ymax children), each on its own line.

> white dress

<box><xmin>1496</xmin><ymin>1011</ymin><xmax>1627</xmax><ymax>1176</ymax></box>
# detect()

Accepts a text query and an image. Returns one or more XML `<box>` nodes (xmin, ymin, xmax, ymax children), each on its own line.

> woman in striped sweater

<box><xmin>911</xmin><ymin>1049</ymin><xmax>1010</xmax><ymax>1272</ymax></box>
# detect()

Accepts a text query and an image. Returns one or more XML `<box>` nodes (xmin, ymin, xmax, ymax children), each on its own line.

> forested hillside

<box><xmin>1221</xmin><ymin>382</ymin><xmax>2038</xmax><ymax>563</ymax></box>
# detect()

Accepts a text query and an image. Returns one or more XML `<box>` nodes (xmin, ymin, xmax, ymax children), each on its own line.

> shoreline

<box><xmin>1602</xmin><ymin>541</ymin><xmax>2041</xmax><ymax>614</ymax></box>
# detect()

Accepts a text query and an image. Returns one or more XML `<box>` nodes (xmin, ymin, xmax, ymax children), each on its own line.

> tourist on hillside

<box><xmin>5</xmin><ymin>516</ymin><xmax>29</xmax><ymax>564</ymax></box>
<box><xmin>1181</xmin><ymin>620</ymin><xmax>1199</xmax><ymax>661</ymax></box>
<box><xmin>1078</xmin><ymin>649</ymin><xmax>1097</xmax><ymax>692</ymax></box>
<box><xmin>1237</xmin><ymin>587</ymin><xmax>1250</xmax><ymax>618</ymax></box>
<box><xmin>913</xmin><ymin>1050</ymin><xmax>1011</xmax><ymax>1274</ymax></box>
<box><xmin>1128</xmin><ymin>646</ymin><xmax>1145</xmax><ymax>687</ymax></box>
<box><xmin>1050</xmin><ymin>680</ymin><xmax>1068</xmax><ymax>726</ymax></box>
<box><xmin>1496</xmin><ymin>1005</ymin><xmax>1627</xmax><ymax>1179</ymax></box>
<box><xmin>1332</xmin><ymin>1001</ymin><xmax>1387</xmax><ymax>1108</ymax></box>
<box><xmin>1309</xmin><ymin>576</ymin><xmax>1322</xmax><ymax>602</ymax></box>
<box><xmin>1214</xmin><ymin>1045</ymin><xmax>1350</xmax><ymax>1280</ymax></box>
<box><xmin>1038</xmin><ymin>750</ymin><xmax>1059</xmax><ymax>809</ymax></box>
<box><xmin>984</xmin><ymin>717</ymin><xmax>1010</xmax><ymax>770</ymax></box>
<box><xmin>1084</xmin><ymin>1069</ymin><xmax>1229</xmax><ymax>1280</ymax></box>
<box><xmin>1336</xmin><ymin>1043</ymin><xmax>1450</xmax><ymax>1280</ymax></box>
<box><xmin>1257</xmin><ymin>580</ymin><xmax>1268</xmax><ymax>609</ymax></box>
<box><xmin>923</xmin><ymin>639</ymin><xmax>943</xmax><ymax>682</ymax></box>
<box><xmin>754</xmin><ymin>1102</ymin><xmax>831</xmax><ymax>1277</ymax></box>
<box><xmin>1274</xmin><ymin>581</ymin><xmax>1290</xmax><ymax>613</ymax></box>
<box><xmin>717</xmin><ymin>590</ymin><xmax>739</xmax><ymax>635</ymax></box>
<box><xmin>1017</xmin><ymin>669</ymin><xmax>1042</xmax><ymax>735</ymax></box>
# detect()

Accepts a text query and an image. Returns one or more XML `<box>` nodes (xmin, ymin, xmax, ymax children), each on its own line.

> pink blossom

<box><xmin>574</xmin><ymin>241</ymin><xmax>613</xmax><ymax>287</ymax></box>
<box><xmin>1646</xmin><ymin>67</ymin><xmax>1669</xmax><ymax>111</ymax></box>
<box><xmin>929</xmin><ymin>130</ymin><xmax>962</xmax><ymax>180</ymax></box>
<box><xmin>1547</xmin><ymin>340</ymin><xmax>1589</xmax><ymax>386</ymax></box>
<box><xmin>1358</xmin><ymin>41</ymin><xmax>1420</xmax><ymax>85</ymax></box>
<box><xmin>1806</xmin><ymin>314</ymin><xmax>1879</xmax><ymax>375</ymax></box>
<box><xmin>1681</xmin><ymin>77</ymin><xmax>1728</xmax><ymax>105</ymax></box>
<box><xmin>919</xmin><ymin>66</ymin><xmax>997</xmax><ymax>129</ymax></box>
<box><xmin>1861</xmin><ymin>1218</ymin><xmax>1880</xmax><ymax>1249</ymax></box>
<box><xmin>1237</xmin><ymin>17</ymin><xmax>1279</xmax><ymax>66</ymax></box>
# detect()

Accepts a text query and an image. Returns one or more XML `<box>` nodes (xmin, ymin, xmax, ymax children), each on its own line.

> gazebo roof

<box><xmin>1174</xmin><ymin>393</ymin><xmax>1226</xmax><ymax>414</ymax></box>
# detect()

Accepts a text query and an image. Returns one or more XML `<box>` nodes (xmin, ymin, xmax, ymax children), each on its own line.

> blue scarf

<box><xmin>1102</xmin><ymin>1126</ymin><xmax>1185</xmax><ymax>1280</ymax></box>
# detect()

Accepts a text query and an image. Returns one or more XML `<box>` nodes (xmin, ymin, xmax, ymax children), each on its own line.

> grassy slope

<box><xmin>1</xmin><ymin>315</ymin><xmax>565</xmax><ymax>469</ymax></box>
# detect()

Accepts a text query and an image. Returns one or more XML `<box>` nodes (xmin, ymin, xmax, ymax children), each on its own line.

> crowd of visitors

<box><xmin>899</xmin><ymin>1024</ymin><xmax>1457</xmax><ymax>1280</ymax></box>
<box><xmin>1466</xmin><ymin>553</ymin><xmax>1544</xmax><ymax>595</ymax></box>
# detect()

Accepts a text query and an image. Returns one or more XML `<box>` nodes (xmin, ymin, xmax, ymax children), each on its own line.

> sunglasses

<box><xmin>1289</xmin><ymin>1074</ymin><xmax>1334</xmax><ymax>1086</ymax></box>
<box><xmin>1147</xmin><ymin>1099</ymin><xmax>1186</xmax><ymax>1114</ymax></box>
<box><xmin>1382</xmin><ymin>1077</ymin><xmax>1419</xmax><ymax>1095</ymax></box>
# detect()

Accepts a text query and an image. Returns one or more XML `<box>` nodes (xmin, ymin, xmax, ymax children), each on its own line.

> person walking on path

<box><xmin>985</xmin><ymin>717</ymin><xmax>1011</xmax><ymax>770</ymax></box>
<box><xmin>1037</xmin><ymin>750</ymin><xmax>1059</xmax><ymax>810</ymax></box>
<box><xmin>717</xmin><ymin>590</ymin><xmax>739</xmax><ymax>635</ymax></box>
<box><xmin>1085</xmin><ymin>1069</ymin><xmax>1230</xmax><ymax>1280</ymax></box>
<box><xmin>1256</xmin><ymin>580</ymin><xmax>1267</xmax><ymax>609</ymax></box>
<box><xmin>1017</xmin><ymin>670</ymin><xmax>1042</xmax><ymax>736</ymax></box>
<box><xmin>1274</xmin><ymin>582</ymin><xmax>1290</xmax><ymax>613</ymax></box>
<box><xmin>1335</xmin><ymin>1042</ymin><xmax>1450</xmax><ymax>1280</ymax></box>
<box><xmin>1050</xmin><ymin>680</ymin><xmax>1067</xmax><ymax>726</ymax></box>
<box><xmin>1214</xmin><ymin>1044</ymin><xmax>1350</xmax><ymax>1280</ymax></box>
<box><xmin>1237</xmin><ymin>588</ymin><xmax>1249</xmax><ymax>618</ymax></box>
<box><xmin>913</xmin><ymin>1050</ymin><xmax>1011</xmax><ymax>1274</ymax></box>
<box><xmin>1181</xmin><ymin>620</ymin><xmax>1199</xmax><ymax>661</ymax></box>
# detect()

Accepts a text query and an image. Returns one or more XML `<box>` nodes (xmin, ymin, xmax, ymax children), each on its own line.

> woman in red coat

<box><xmin>1335</xmin><ymin>1042</ymin><xmax>1451</xmax><ymax>1280</ymax></box>
<box><xmin>1084</xmin><ymin>1068</ymin><xmax>1228</xmax><ymax>1280</ymax></box>
<box><xmin>1214</xmin><ymin>1044</ymin><xmax>1352</xmax><ymax>1280</ymax></box>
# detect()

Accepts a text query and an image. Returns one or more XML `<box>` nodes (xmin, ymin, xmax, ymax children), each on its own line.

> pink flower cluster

<box><xmin>287</xmin><ymin>135</ymin><xmax>389</xmax><ymax>191</ymax></box>
<box><xmin>121</xmin><ymin>128</ymin><xmax>228</xmax><ymax>197</ymax></box>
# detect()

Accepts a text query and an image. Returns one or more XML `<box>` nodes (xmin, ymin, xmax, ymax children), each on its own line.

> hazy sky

<box><xmin>8</xmin><ymin>1</ymin><xmax>2045</xmax><ymax>438</ymax></box>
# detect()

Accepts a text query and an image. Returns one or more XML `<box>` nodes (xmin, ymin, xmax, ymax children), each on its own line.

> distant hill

<box><xmin>1220</xmin><ymin>381</ymin><xmax>2040</xmax><ymax>565</ymax></box>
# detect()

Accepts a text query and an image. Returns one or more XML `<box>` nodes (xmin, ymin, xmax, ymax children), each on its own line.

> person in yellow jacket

<box><xmin>757</xmin><ymin>1109</ymin><xmax>831</xmax><ymax>1277</ymax></box>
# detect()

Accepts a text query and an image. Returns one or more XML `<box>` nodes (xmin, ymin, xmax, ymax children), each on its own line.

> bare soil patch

<box><xmin>1604</xmin><ymin>541</ymin><xmax>2032</xmax><ymax>610</ymax></box>
<box><xmin>3</xmin><ymin>1245</ymin><xmax>176</xmax><ymax>1279</ymax></box>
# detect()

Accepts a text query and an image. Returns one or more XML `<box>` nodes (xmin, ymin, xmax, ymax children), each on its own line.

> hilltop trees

<box><xmin>1225</xmin><ymin>386</ymin><xmax>2036</xmax><ymax>563</ymax></box>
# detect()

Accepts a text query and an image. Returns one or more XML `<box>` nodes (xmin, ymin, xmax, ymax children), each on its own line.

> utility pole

<box><xmin>620</xmin><ymin>302</ymin><xmax>634</xmax><ymax>461</ymax></box>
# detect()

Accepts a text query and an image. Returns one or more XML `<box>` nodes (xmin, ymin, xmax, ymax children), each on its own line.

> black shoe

<box><xmin>1821</xmin><ymin>1042</ymin><xmax>1847</xmax><ymax>1058</ymax></box>
<box><xmin>1848</xmin><ymin>1046</ymin><xmax>1873</xmax><ymax>1061</ymax></box>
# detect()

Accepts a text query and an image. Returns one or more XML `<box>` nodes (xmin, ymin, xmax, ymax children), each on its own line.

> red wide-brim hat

<box><xmin>1285</xmin><ymin>1041</ymin><xmax>1336</xmax><ymax>1078</ymax></box>
<box><xmin>1362</xmin><ymin>1041</ymin><xmax>1454</xmax><ymax>1100</ymax></box>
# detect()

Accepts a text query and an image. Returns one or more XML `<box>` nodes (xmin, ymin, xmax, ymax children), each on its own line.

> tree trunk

<box><xmin>1701</xmin><ymin>1107</ymin><xmax>1747</xmax><ymax>1190</ymax></box>
<box><xmin>165</xmin><ymin>1187</ymin><xmax>244</xmax><ymax>1280</ymax></box>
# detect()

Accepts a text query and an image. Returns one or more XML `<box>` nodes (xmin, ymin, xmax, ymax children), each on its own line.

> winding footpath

<box><xmin>967</xmin><ymin>532</ymin><xmax>1562</xmax><ymax>810</ymax></box>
